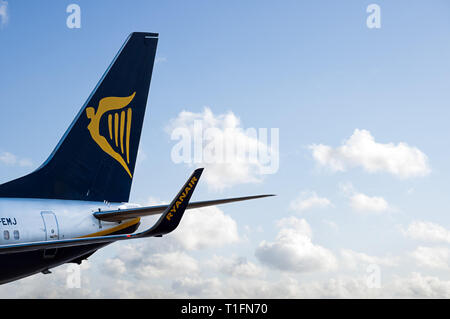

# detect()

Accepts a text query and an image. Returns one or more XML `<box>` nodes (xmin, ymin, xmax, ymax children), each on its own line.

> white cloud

<box><xmin>309</xmin><ymin>129</ymin><xmax>430</xmax><ymax>178</ymax></box>
<box><xmin>389</xmin><ymin>272</ymin><xmax>450</xmax><ymax>298</ymax></box>
<box><xmin>102</xmin><ymin>258</ymin><xmax>127</xmax><ymax>277</ymax></box>
<box><xmin>171</xmin><ymin>276</ymin><xmax>222</xmax><ymax>297</ymax></box>
<box><xmin>255</xmin><ymin>217</ymin><xmax>338</xmax><ymax>273</ymax></box>
<box><xmin>289</xmin><ymin>191</ymin><xmax>332</xmax><ymax>212</ymax></box>
<box><xmin>155</xmin><ymin>56</ymin><xmax>167</xmax><ymax>64</ymax></box>
<box><xmin>100</xmin><ymin>244</ymin><xmax>200</xmax><ymax>282</ymax></box>
<box><xmin>0</xmin><ymin>262</ymin><xmax>98</xmax><ymax>298</ymax></box>
<box><xmin>208</xmin><ymin>255</ymin><xmax>265</xmax><ymax>278</ymax></box>
<box><xmin>409</xmin><ymin>246</ymin><xmax>450</xmax><ymax>270</ymax></box>
<box><xmin>322</xmin><ymin>219</ymin><xmax>339</xmax><ymax>231</ymax></box>
<box><xmin>0</xmin><ymin>152</ymin><xmax>16</xmax><ymax>165</ymax></box>
<box><xmin>136</xmin><ymin>148</ymin><xmax>148</xmax><ymax>166</ymax></box>
<box><xmin>166</xmin><ymin>107</ymin><xmax>278</xmax><ymax>190</ymax></box>
<box><xmin>340</xmin><ymin>249</ymin><xmax>399</xmax><ymax>270</ymax></box>
<box><xmin>349</xmin><ymin>193</ymin><xmax>390</xmax><ymax>213</ymax></box>
<box><xmin>18</xmin><ymin>158</ymin><xmax>33</xmax><ymax>167</ymax></box>
<box><xmin>340</xmin><ymin>182</ymin><xmax>393</xmax><ymax>214</ymax></box>
<box><xmin>403</xmin><ymin>221</ymin><xmax>450</xmax><ymax>244</ymax></box>
<box><xmin>0</xmin><ymin>1</ymin><xmax>8</xmax><ymax>26</ymax></box>
<box><xmin>0</xmin><ymin>152</ymin><xmax>33</xmax><ymax>167</ymax></box>
<box><xmin>135</xmin><ymin>251</ymin><xmax>199</xmax><ymax>279</ymax></box>
<box><xmin>171</xmin><ymin>206</ymin><xmax>240</xmax><ymax>250</ymax></box>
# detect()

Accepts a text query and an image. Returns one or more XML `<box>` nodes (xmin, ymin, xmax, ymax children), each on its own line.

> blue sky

<box><xmin>1</xmin><ymin>0</ymin><xmax>450</xmax><ymax>297</ymax></box>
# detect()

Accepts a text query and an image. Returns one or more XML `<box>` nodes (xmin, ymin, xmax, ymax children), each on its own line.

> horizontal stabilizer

<box><xmin>94</xmin><ymin>194</ymin><xmax>275</xmax><ymax>222</ymax></box>
<box><xmin>0</xmin><ymin>168</ymin><xmax>203</xmax><ymax>254</ymax></box>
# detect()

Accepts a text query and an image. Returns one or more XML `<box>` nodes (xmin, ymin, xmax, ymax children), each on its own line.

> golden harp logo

<box><xmin>86</xmin><ymin>92</ymin><xmax>136</xmax><ymax>178</ymax></box>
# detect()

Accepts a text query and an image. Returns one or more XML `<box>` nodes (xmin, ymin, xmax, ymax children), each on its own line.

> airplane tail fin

<box><xmin>0</xmin><ymin>32</ymin><xmax>158</xmax><ymax>202</ymax></box>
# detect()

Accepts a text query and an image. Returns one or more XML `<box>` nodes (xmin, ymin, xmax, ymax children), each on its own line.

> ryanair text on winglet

<box><xmin>166</xmin><ymin>176</ymin><xmax>198</xmax><ymax>221</ymax></box>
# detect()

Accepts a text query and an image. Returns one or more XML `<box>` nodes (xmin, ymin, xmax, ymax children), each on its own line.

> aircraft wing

<box><xmin>93</xmin><ymin>194</ymin><xmax>275</xmax><ymax>222</ymax></box>
<box><xmin>0</xmin><ymin>168</ymin><xmax>204</xmax><ymax>255</ymax></box>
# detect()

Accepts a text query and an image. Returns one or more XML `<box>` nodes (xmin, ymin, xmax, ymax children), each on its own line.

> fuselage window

<box><xmin>13</xmin><ymin>230</ymin><xmax>19</xmax><ymax>240</ymax></box>
<box><xmin>3</xmin><ymin>230</ymin><xmax>9</xmax><ymax>240</ymax></box>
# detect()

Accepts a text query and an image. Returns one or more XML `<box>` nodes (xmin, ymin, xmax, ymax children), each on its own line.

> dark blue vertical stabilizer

<box><xmin>0</xmin><ymin>32</ymin><xmax>158</xmax><ymax>202</ymax></box>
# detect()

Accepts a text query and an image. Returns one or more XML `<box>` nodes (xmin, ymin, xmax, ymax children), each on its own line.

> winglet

<box><xmin>142</xmin><ymin>168</ymin><xmax>204</xmax><ymax>237</ymax></box>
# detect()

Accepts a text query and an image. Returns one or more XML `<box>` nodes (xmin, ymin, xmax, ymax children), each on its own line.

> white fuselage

<box><xmin>0</xmin><ymin>198</ymin><xmax>137</xmax><ymax>245</ymax></box>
